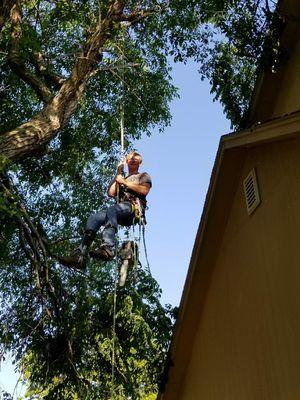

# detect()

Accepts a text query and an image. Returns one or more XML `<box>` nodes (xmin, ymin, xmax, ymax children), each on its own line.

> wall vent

<box><xmin>243</xmin><ymin>168</ymin><xmax>260</xmax><ymax>215</ymax></box>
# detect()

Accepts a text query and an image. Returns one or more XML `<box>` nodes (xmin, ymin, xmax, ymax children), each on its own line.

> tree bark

<box><xmin>0</xmin><ymin>1</ymin><xmax>123</xmax><ymax>162</ymax></box>
<box><xmin>0</xmin><ymin>0</ymin><xmax>17</xmax><ymax>32</ymax></box>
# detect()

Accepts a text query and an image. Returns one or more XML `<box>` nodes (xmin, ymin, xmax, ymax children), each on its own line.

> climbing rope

<box><xmin>130</xmin><ymin>221</ymin><xmax>152</xmax><ymax>277</ymax></box>
<box><xmin>116</xmin><ymin>25</ymin><xmax>126</xmax><ymax>206</ymax></box>
<box><xmin>120</xmin><ymin>105</ymin><xmax>125</xmax><ymax>154</ymax></box>
<box><xmin>111</xmin><ymin>27</ymin><xmax>126</xmax><ymax>393</ymax></box>
<box><xmin>111</xmin><ymin>246</ymin><xmax>119</xmax><ymax>397</ymax></box>
<box><xmin>110</xmin><ymin>25</ymin><xmax>155</xmax><ymax>395</ymax></box>
<box><xmin>119</xmin><ymin>62</ymin><xmax>125</xmax><ymax>156</ymax></box>
<box><xmin>141</xmin><ymin>221</ymin><xmax>151</xmax><ymax>275</ymax></box>
<box><xmin>119</xmin><ymin>23</ymin><xmax>126</xmax><ymax>157</ymax></box>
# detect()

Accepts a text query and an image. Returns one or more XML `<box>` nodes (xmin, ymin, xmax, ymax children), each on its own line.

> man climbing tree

<box><xmin>59</xmin><ymin>151</ymin><xmax>152</xmax><ymax>267</ymax></box>
<box><xmin>0</xmin><ymin>0</ymin><xmax>281</xmax><ymax>397</ymax></box>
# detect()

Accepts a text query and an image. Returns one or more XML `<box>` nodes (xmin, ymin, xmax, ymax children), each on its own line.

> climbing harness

<box><xmin>132</xmin><ymin>200</ymin><xmax>143</xmax><ymax>224</ymax></box>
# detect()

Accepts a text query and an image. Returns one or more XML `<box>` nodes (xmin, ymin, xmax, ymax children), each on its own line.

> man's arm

<box><xmin>107</xmin><ymin>179</ymin><xmax>118</xmax><ymax>197</ymax></box>
<box><xmin>107</xmin><ymin>160</ymin><xmax>125</xmax><ymax>198</ymax></box>
<box><xmin>115</xmin><ymin>175</ymin><xmax>151</xmax><ymax>196</ymax></box>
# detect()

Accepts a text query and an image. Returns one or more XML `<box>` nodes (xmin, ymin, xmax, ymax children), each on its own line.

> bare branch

<box><xmin>89</xmin><ymin>62</ymin><xmax>140</xmax><ymax>77</ymax></box>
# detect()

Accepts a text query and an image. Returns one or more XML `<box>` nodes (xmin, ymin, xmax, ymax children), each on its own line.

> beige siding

<box><xmin>272</xmin><ymin>38</ymin><xmax>300</xmax><ymax>118</ymax></box>
<box><xmin>180</xmin><ymin>136</ymin><xmax>300</xmax><ymax>399</ymax></box>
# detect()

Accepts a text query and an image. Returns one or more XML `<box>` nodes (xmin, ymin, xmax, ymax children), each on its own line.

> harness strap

<box><xmin>130</xmin><ymin>198</ymin><xmax>145</xmax><ymax>225</ymax></box>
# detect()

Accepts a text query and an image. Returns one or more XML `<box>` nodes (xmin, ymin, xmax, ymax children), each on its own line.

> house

<box><xmin>158</xmin><ymin>0</ymin><xmax>300</xmax><ymax>398</ymax></box>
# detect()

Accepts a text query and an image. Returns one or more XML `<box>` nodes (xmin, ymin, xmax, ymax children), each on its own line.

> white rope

<box><xmin>120</xmin><ymin>104</ymin><xmax>125</xmax><ymax>155</ymax></box>
<box><xmin>111</xmin><ymin>29</ymin><xmax>126</xmax><ymax>394</ymax></box>
<box><xmin>111</xmin><ymin>245</ymin><xmax>119</xmax><ymax>397</ymax></box>
<box><xmin>119</xmin><ymin>25</ymin><xmax>126</xmax><ymax>157</ymax></box>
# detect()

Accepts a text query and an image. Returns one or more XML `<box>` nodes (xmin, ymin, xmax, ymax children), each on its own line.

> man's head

<box><xmin>126</xmin><ymin>151</ymin><xmax>142</xmax><ymax>166</ymax></box>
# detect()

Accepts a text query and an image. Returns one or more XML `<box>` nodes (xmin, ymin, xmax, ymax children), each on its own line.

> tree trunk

<box><xmin>0</xmin><ymin>80</ymin><xmax>86</xmax><ymax>161</ymax></box>
<box><xmin>0</xmin><ymin>4</ymin><xmax>117</xmax><ymax>162</ymax></box>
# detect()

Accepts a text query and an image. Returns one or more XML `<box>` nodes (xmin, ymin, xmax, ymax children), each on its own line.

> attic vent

<box><xmin>243</xmin><ymin>168</ymin><xmax>260</xmax><ymax>215</ymax></box>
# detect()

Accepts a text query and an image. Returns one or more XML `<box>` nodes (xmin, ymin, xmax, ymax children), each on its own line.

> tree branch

<box><xmin>114</xmin><ymin>9</ymin><xmax>153</xmax><ymax>25</ymax></box>
<box><xmin>0</xmin><ymin>0</ymin><xmax>17</xmax><ymax>32</ymax></box>
<box><xmin>18</xmin><ymin>218</ymin><xmax>42</xmax><ymax>289</ymax></box>
<box><xmin>48</xmin><ymin>235</ymin><xmax>81</xmax><ymax>246</ymax></box>
<box><xmin>265</xmin><ymin>0</ymin><xmax>271</xmax><ymax>15</ymax></box>
<box><xmin>32</xmin><ymin>52</ymin><xmax>66</xmax><ymax>90</ymax></box>
<box><xmin>8</xmin><ymin>2</ymin><xmax>53</xmax><ymax>103</ymax></box>
<box><xmin>1</xmin><ymin>175</ymin><xmax>49</xmax><ymax>284</ymax></box>
<box><xmin>0</xmin><ymin>0</ymin><xmax>154</xmax><ymax>162</ymax></box>
<box><xmin>18</xmin><ymin>221</ymin><xmax>36</xmax><ymax>265</ymax></box>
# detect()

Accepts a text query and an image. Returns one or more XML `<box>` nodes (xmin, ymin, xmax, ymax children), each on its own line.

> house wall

<box><xmin>247</xmin><ymin>1</ymin><xmax>300</xmax><ymax>125</ymax></box>
<box><xmin>179</xmin><ymin>135</ymin><xmax>300</xmax><ymax>399</ymax></box>
<box><xmin>272</xmin><ymin>37</ymin><xmax>300</xmax><ymax>118</ymax></box>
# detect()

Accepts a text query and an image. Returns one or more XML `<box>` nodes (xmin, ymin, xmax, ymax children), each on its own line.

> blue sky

<box><xmin>0</xmin><ymin>60</ymin><xmax>231</xmax><ymax>396</ymax></box>
<box><xmin>135</xmin><ymin>60</ymin><xmax>231</xmax><ymax>306</ymax></box>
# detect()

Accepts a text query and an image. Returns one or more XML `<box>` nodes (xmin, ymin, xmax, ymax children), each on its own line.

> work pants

<box><xmin>85</xmin><ymin>201</ymin><xmax>134</xmax><ymax>247</ymax></box>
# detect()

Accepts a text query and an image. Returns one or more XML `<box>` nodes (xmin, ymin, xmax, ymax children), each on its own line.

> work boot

<box><xmin>89</xmin><ymin>244</ymin><xmax>115</xmax><ymax>261</ymax></box>
<box><xmin>58</xmin><ymin>248</ymin><xmax>86</xmax><ymax>269</ymax></box>
<box><xmin>58</xmin><ymin>230</ymin><xmax>96</xmax><ymax>268</ymax></box>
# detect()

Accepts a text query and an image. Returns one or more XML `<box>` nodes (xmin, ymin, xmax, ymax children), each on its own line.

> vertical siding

<box><xmin>180</xmin><ymin>137</ymin><xmax>300</xmax><ymax>399</ymax></box>
<box><xmin>272</xmin><ymin>38</ymin><xmax>300</xmax><ymax>118</ymax></box>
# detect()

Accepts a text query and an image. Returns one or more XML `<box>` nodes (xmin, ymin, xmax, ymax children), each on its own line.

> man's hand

<box><xmin>117</xmin><ymin>156</ymin><xmax>126</xmax><ymax>175</ymax></box>
<box><xmin>115</xmin><ymin>174</ymin><xmax>126</xmax><ymax>185</ymax></box>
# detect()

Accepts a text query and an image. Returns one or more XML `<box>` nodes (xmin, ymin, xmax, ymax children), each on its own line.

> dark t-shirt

<box><xmin>125</xmin><ymin>172</ymin><xmax>152</xmax><ymax>187</ymax></box>
<box><xmin>119</xmin><ymin>172</ymin><xmax>152</xmax><ymax>207</ymax></box>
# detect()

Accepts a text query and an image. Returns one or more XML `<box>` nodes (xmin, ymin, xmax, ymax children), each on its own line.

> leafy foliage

<box><xmin>0</xmin><ymin>0</ymin><xmax>280</xmax><ymax>398</ymax></box>
<box><xmin>1</xmin><ymin>261</ymin><xmax>174</xmax><ymax>399</ymax></box>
